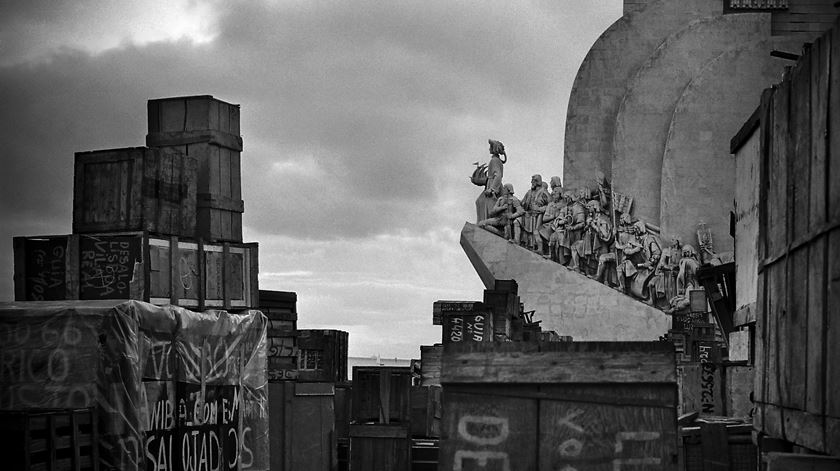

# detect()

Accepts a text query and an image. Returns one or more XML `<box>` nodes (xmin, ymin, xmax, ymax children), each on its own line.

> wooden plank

<box><xmin>66</xmin><ymin>235</ymin><xmax>79</xmax><ymax>300</ymax></box>
<box><xmin>758</xmin><ymin>87</ymin><xmax>775</xmax><ymax>261</ymax></box>
<box><xmin>761</xmin><ymin>403</ymin><xmax>826</xmax><ymax>453</ymax></box>
<box><xmin>790</xmin><ymin>48</ymin><xmax>811</xmax><ymax>243</ymax></box>
<box><xmin>810</xmin><ymin>33</ymin><xmax>829</xmax><ymax>231</ymax></box>
<box><xmin>826</xmin><ymin>228</ymin><xmax>840</xmax><ymax>419</ymax></box>
<box><xmin>441</xmin><ymin>343</ymin><xmax>675</xmax><ymax>384</ymax></box>
<box><xmin>831</xmin><ymin>24</ymin><xmax>840</xmax><ymax>223</ymax></box>
<box><xmin>784</xmin><ymin>247</ymin><xmax>807</xmax><ymax>410</ymax></box>
<box><xmin>766</xmin><ymin>262</ymin><xmax>784</xmax><ymax>406</ymax></box>
<box><xmin>765</xmin><ymin>452</ymin><xmax>840</xmax><ymax>471</ymax></box>
<box><xmin>769</xmin><ymin>78</ymin><xmax>790</xmax><ymax>260</ymax></box>
<box><xmin>753</xmin><ymin>271</ymin><xmax>767</xmax><ymax>406</ymax></box>
<box><xmin>349</xmin><ymin>424</ymin><xmax>409</xmax><ymax>439</ymax></box>
<box><xmin>806</xmin><ymin>236</ymin><xmax>825</xmax><ymax>416</ymax></box>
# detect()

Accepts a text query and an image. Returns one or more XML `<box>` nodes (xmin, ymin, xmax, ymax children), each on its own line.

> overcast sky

<box><xmin>0</xmin><ymin>0</ymin><xmax>621</xmax><ymax>358</ymax></box>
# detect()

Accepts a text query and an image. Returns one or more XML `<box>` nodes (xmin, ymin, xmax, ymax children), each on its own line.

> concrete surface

<box><xmin>460</xmin><ymin>222</ymin><xmax>671</xmax><ymax>341</ymax></box>
<box><xmin>612</xmin><ymin>13</ymin><xmax>770</xmax><ymax>226</ymax></box>
<box><xmin>563</xmin><ymin>0</ymin><xmax>720</xmax><ymax>190</ymax></box>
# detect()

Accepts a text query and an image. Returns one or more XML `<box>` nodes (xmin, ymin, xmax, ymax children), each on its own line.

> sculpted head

<box><xmin>531</xmin><ymin>174</ymin><xmax>543</xmax><ymax>190</ymax></box>
<box><xmin>502</xmin><ymin>183</ymin><xmax>514</xmax><ymax>196</ymax></box>
<box><xmin>489</xmin><ymin>139</ymin><xmax>506</xmax><ymax>156</ymax></box>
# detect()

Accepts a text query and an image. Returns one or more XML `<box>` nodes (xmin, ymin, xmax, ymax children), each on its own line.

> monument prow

<box><xmin>461</xmin><ymin>222</ymin><xmax>671</xmax><ymax>341</ymax></box>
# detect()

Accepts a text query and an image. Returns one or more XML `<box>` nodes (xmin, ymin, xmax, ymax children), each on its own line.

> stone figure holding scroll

<box><xmin>475</xmin><ymin>140</ymin><xmax>506</xmax><ymax>223</ymax></box>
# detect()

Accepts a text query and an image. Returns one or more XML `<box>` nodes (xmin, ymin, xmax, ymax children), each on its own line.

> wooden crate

<box><xmin>349</xmin><ymin>424</ymin><xmax>410</xmax><ymax>471</ymax></box>
<box><xmin>269</xmin><ymin>382</ymin><xmax>336</xmax><ymax>471</ymax></box>
<box><xmin>411</xmin><ymin>439</ymin><xmax>439</xmax><ymax>471</ymax></box>
<box><xmin>0</xmin><ymin>408</ymin><xmax>99</xmax><ymax>471</ymax></box>
<box><xmin>750</xmin><ymin>23</ymin><xmax>840</xmax><ymax>455</ymax></box>
<box><xmin>297</xmin><ymin>329</ymin><xmax>349</xmax><ymax>383</ymax></box>
<box><xmin>147</xmin><ymin>96</ymin><xmax>244</xmax><ymax>243</ymax></box>
<box><xmin>13</xmin><ymin>233</ymin><xmax>258</xmax><ymax>310</ymax></box>
<box><xmin>410</xmin><ymin>385</ymin><xmax>441</xmax><ymax>438</ymax></box>
<box><xmin>352</xmin><ymin>366</ymin><xmax>412</xmax><ymax>425</ymax></box>
<box><xmin>335</xmin><ymin>382</ymin><xmax>353</xmax><ymax>441</ymax></box>
<box><xmin>419</xmin><ymin>345</ymin><xmax>442</xmax><ymax>386</ymax></box>
<box><xmin>147</xmin><ymin>95</ymin><xmax>240</xmax><ymax>137</ymax></box>
<box><xmin>441</xmin><ymin>307</ymin><xmax>493</xmax><ymax>345</ymax></box>
<box><xmin>438</xmin><ymin>342</ymin><xmax>678</xmax><ymax>471</ymax></box>
<box><xmin>73</xmin><ymin>146</ymin><xmax>197</xmax><ymax>238</ymax></box>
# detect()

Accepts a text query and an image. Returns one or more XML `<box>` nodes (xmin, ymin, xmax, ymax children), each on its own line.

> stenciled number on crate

<box><xmin>453</xmin><ymin>415</ymin><xmax>511</xmax><ymax>471</ymax></box>
<box><xmin>553</xmin><ymin>407</ymin><xmax>662</xmax><ymax>470</ymax></box>
<box><xmin>698</xmin><ymin>345</ymin><xmax>716</xmax><ymax>414</ymax></box>
<box><xmin>448</xmin><ymin>315</ymin><xmax>487</xmax><ymax>343</ymax></box>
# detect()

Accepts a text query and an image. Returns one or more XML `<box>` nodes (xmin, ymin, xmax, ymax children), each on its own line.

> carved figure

<box><xmin>477</xmin><ymin>183</ymin><xmax>524</xmax><ymax>241</ymax></box>
<box><xmin>578</xmin><ymin>200</ymin><xmax>613</xmax><ymax>276</ymax></box>
<box><xmin>520</xmin><ymin>175</ymin><xmax>550</xmax><ymax>251</ymax></box>
<box><xmin>597</xmin><ymin>212</ymin><xmax>633</xmax><ymax>287</ymax></box>
<box><xmin>475</xmin><ymin>140</ymin><xmax>505</xmax><ymax>223</ymax></box>
<box><xmin>566</xmin><ymin>189</ymin><xmax>588</xmax><ymax>270</ymax></box>
<box><xmin>619</xmin><ymin>221</ymin><xmax>662</xmax><ymax>300</ymax></box>
<box><xmin>539</xmin><ymin>190</ymin><xmax>566</xmax><ymax>258</ymax></box>
<box><xmin>677</xmin><ymin>244</ymin><xmax>700</xmax><ymax>293</ymax></box>
<box><xmin>550</xmin><ymin>192</ymin><xmax>576</xmax><ymax>265</ymax></box>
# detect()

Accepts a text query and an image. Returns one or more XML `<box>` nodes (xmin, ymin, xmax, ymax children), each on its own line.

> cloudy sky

<box><xmin>0</xmin><ymin>0</ymin><xmax>621</xmax><ymax>358</ymax></box>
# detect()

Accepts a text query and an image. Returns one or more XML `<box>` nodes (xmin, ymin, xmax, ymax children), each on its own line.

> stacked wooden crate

<box><xmin>438</xmin><ymin>341</ymin><xmax>678</xmax><ymax>470</ymax></box>
<box><xmin>262</xmin><ymin>290</ymin><xmax>299</xmax><ymax>382</ymax></box>
<box><xmin>0</xmin><ymin>408</ymin><xmax>99</xmax><ymax>471</ymax></box>
<box><xmin>13</xmin><ymin>95</ymin><xmax>259</xmax><ymax>310</ymax></box>
<box><xmin>146</xmin><ymin>95</ymin><xmax>244</xmax><ymax>243</ymax></box>
<box><xmin>350</xmin><ymin>366</ymin><xmax>414</xmax><ymax>471</ymax></box>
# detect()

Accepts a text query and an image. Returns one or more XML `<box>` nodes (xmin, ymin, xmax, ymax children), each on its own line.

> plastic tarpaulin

<box><xmin>0</xmin><ymin>299</ymin><xmax>268</xmax><ymax>471</ymax></box>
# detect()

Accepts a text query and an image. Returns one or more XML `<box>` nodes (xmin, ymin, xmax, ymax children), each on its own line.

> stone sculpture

<box><xmin>520</xmin><ymin>175</ymin><xmax>550</xmax><ymax>252</ymax></box>
<box><xmin>474</xmin><ymin>139</ymin><xmax>506</xmax><ymax>223</ymax></box>
<box><xmin>477</xmin><ymin>183</ymin><xmax>524</xmax><ymax>241</ymax></box>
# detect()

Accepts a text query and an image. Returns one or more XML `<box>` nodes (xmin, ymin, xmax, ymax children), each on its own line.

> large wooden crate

<box><xmin>751</xmin><ymin>22</ymin><xmax>840</xmax><ymax>456</ymax></box>
<box><xmin>147</xmin><ymin>95</ymin><xmax>244</xmax><ymax>243</ymax></box>
<box><xmin>349</xmin><ymin>424</ymin><xmax>410</xmax><ymax>471</ymax></box>
<box><xmin>0</xmin><ymin>408</ymin><xmax>99</xmax><ymax>471</ymax></box>
<box><xmin>269</xmin><ymin>382</ymin><xmax>337</xmax><ymax>471</ymax></box>
<box><xmin>73</xmin><ymin>146</ymin><xmax>197</xmax><ymax>238</ymax></box>
<box><xmin>441</xmin><ymin>305</ymin><xmax>493</xmax><ymax>345</ymax></box>
<box><xmin>262</xmin><ymin>290</ymin><xmax>299</xmax><ymax>382</ymax></box>
<box><xmin>297</xmin><ymin>329</ymin><xmax>349</xmax><ymax>383</ymax></box>
<box><xmin>147</xmin><ymin>95</ymin><xmax>240</xmax><ymax>136</ymax></box>
<box><xmin>352</xmin><ymin>366</ymin><xmax>412</xmax><ymax>425</ymax></box>
<box><xmin>439</xmin><ymin>342</ymin><xmax>678</xmax><ymax>470</ymax></box>
<box><xmin>13</xmin><ymin>233</ymin><xmax>258</xmax><ymax>310</ymax></box>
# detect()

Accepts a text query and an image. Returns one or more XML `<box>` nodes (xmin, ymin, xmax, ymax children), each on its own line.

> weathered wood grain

<box><xmin>441</xmin><ymin>342</ymin><xmax>675</xmax><ymax>384</ymax></box>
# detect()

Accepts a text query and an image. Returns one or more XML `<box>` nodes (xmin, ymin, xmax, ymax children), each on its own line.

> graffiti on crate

<box><xmin>444</xmin><ymin>313</ymin><xmax>489</xmax><ymax>343</ymax></box>
<box><xmin>80</xmin><ymin>235</ymin><xmax>141</xmax><ymax>299</ymax></box>
<box><xmin>453</xmin><ymin>415</ymin><xmax>511</xmax><ymax>471</ymax></box>
<box><xmin>23</xmin><ymin>238</ymin><xmax>66</xmax><ymax>300</ymax></box>
<box><xmin>0</xmin><ymin>315</ymin><xmax>96</xmax><ymax>408</ymax></box>
<box><xmin>550</xmin><ymin>406</ymin><xmax>662</xmax><ymax>470</ymax></box>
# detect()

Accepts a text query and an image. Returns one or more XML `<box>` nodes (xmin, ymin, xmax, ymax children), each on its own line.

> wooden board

<box><xmin>73</xmin><ymin>147</ymin><xmax>197</xmax><ymax>238</ymax></box>
<box><xmin>296</xmin><ymin>329</ymin><xmax>349</xmax><ymax>383</ymax></box>
<box><xmin>441</xmin><ymin>342</ymin><xmax>675</xmax><ymax>384</ymax></box>
<box><xmin>432</xmin><ymin>300</ymin><xmax>482</xmax><ymax>326</ymax></box>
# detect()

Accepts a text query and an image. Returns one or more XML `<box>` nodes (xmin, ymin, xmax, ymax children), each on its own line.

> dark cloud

<box><xmin>0</xmin><ymin>0</ymin><xmax>620</xmax><ymax>302</ymax></box>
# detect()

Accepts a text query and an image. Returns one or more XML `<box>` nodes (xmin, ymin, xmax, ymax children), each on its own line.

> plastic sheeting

<box><xmin>0</xmin><ymin>299</ymin><xmax>268</xmax><ymax>471</ymax></box>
